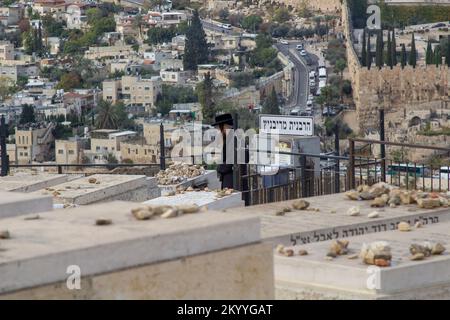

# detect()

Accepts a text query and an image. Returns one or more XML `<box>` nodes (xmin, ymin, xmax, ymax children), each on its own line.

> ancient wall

<box><xmin>341</xmin><ymin>0</ymin><xmax>450</xmax><ymax>137</ymax></box>
<box><xmin>270</xmin><ymin>0</ymin><xmax>341</xmax><ymax>13</ymax></box>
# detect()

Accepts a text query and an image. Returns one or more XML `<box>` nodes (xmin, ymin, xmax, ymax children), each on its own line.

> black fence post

<box><xmin>379</xmin><ymin>109</ymin><xmax>386</xmax><ymax>182</ymax></box>
<box><xmin>233</xmin><ymin>112</ymin><xmax>240</xmax><ymax>191</ymax></box>
<box><xmin>334</xmin><ymin>123</ymin><xmax>340</xmax><ymax>193</ymax></box>
<box><xmin>348</xmin><ymin>139</ymin><xmax>355</xmax><ymax>189</ymax></box>
<box><xmin>159</xmin><ymin>122</ymin><xmax>166</xmax><ymax>170</ymax></box>
<box><xmin>0</xmin><ymin>115</ymin><xmax>9</xmax><ymax>177</ymax></box>
<box><xmin>300</xmin><ymin>154</ymin><xmax>307</xmax><ymax>198</ymax></box>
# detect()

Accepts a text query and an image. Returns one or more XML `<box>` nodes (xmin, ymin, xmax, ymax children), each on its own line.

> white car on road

<box><xmin>279</xmin><ymin>39</ymin><xmax>289</xmax><ymax>45</ymax></box>
<box><xmin>221</xmin><ymin>24</ymin><xmax>232</xmax><ymax>30</ymax></box>
<box><xmin>300</xmin><ymin>50</ymin><xmax>307</xmax><ymax>56</ymax></box>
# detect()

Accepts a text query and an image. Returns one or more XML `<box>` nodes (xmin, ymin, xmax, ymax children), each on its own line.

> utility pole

<box><xmin>334</xmin><ymin>122</ymin><xmax>340</xmax><ymax>193</ymax></box>
<box><xmin>159</xmin><ymin>122</ymin><xmax>166</xmax><ymax>170</ymax></box>
<box><xmin>379</xmin><ymin>109</ymin><xmax>386</xmax><ymax>182</ymax></box>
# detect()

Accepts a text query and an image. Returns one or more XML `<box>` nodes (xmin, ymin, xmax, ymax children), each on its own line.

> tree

<box><xmin>0</xmin><ymin>76</ymin><xmax>16</xmax><ymax>101</ymax></box>
<box><xmin>183</xmin><ymin>10</ymin><xmax>209</xmax><ymax>71</ymax></box>
<box><xmin>387</xmin><ymin>30</ymin><xmax>392</xmax><ymax>68</ymax></box>
<box><xmin>361</xmin><ymin>29</ymin><xmax>367</xmax><ymax>67</ymax></box>
<box><xmin>133</xmin><ymin>13</ymin><xmax>144</xmax><ymax>39</ymax></box>
<box><xmin>273</xmin><ymin>7</ymin><xmax>291</xmax><ymax>24</ymax></box>
<box><xmin>94</xmin><ymin>100</ymin><xmax>120</xmax><ymax>129</ymax></box>
<box><xmin>334</xmin><ymin>59</ymin><xmax>347</xmax><ymax>102</ymax></box>
<box><xmin>434</xmin><ymin>45</ymin><xmax>442</xmax><ymax>66</ymax></box>
<box><xmin>56</xmin><ymin>72</ymin><xmax>82</xmax><ymax>91</ymax></box>
<box><xmin>401</xmin><ymin>43</ymin><xmax>407</xmax><ymax>69</ymax></box>
<box><xmin>376</xmin><ymin>30</ymin><xmax>384</xmax><ymax>69</ymax></box>
<box><xmin>446</xmin><ymin>35</ymin><xmax>450</xmax><ymax>67</ymax></box>
<box><xmin>241</xmin><ymin>15</ymin><xmax>263</xmax><ymax>32</ymax></box>
<box><xmin>409</xmin><ymin>33</ymin><xmax>417</xmax><ymax>68</ymax></box>
<box><xmin>218</xmin><ymin>8</ymin><xmax>229</xmax><ymax>21</ymax></box>
<box><xmin>316</xmin><ymin>86</ymin><xmax>333</xmax><ymax>116</ymax></box>
<box><xmin>426</xmin><ymin>39</ymin><xmax>433</xmax><ymax>65</ymax></box>
<box><xmin>366</xmin><ymin>32</ymin><xmax>372</xmax><ymax>69</ymax></box>
<box><xmin>391</xmin><ymin>30</ymin><xmax>397</xmax><ymax>66</ymax></box>
<box><xmin>19</xmin><ymin>105</ymin><xmax>36</xmax><ymax>124</ymax></box>
<box><xmin>262</xmin><ymin>88</ymin><xmax>280</xmax><ymax>115</ymax></box>
<box><xmin>197</xmin><ymin>72</ymin><xmax>215</xmax><ymax>123</ymax></box>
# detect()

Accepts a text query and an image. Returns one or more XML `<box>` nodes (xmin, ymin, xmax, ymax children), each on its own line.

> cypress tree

<box><xmin>434</xmin><ymin>45</ymin><xmax>442</xmax><ymax>67</ymax></box>
<box><xmin>387</xmin><ymin>30</ymin><xmax>392</xmax><ymax>68</ymax></box>
<box><xmin>183</xmin><ymin>10</ymin><xmax>209</xmax><ymax>71</ymax></box>
<box><xmin>361</xmin><ymin>29</ymin><xmax>367</xmax><ymax>66</ymax></box>
<box><xmin>401</xmin><ymin>43</ymin><xmax>407</xmax><ymax>69</ymax></box>
<box><xmin>409</xmin><ymin>33</ymin><xmax>417</xmax><ymax>68</ymax></box>
<box><xmin>391</xmin><ymin>30</ymin><xmax>397</xmax><ymax>66</ymax></box>
<box><xmin>262</xmin><ymin>87</ymin><xmax>280</xmax><ymax>115</ymax></box>
<box><xmin>199</xmin><ymin>72</ymin><xmax>215</xmax><ymax>123</ymax></box>
<box><xmin>366</xmin><ymin>32</ymin><xmax>372</xmax><ymax>69</ymax></box>
<box><xmin>376</xmin><ymin>30</ymin><xmax>384</xmax><ymax>69</ymax></box>
<box><xmin>446</xmin><ymin>35</ymin><xmax>450</xmax><ymax>67</ymax></box>
<box><xmin>426</xmin><ymin>40</ymin><xmax>433</xmax><ymax>65</ymax></box>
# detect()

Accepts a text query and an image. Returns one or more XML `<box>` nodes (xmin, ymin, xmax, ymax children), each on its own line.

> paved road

<box><xmin>275</xmin><ymin>42</ymin><xmax>319</xmax><ymax>115</ymax></box>
<box><xmin>201</xmin><ymin>19</ymin><xmax>234</xmax><ymax>35</ymax></box>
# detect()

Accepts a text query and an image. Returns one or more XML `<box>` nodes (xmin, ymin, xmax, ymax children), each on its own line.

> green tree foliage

<box><xmin>230</xmin><ymin>72</ymin><xmax>255</xmax><ymax>89</ymax></box>
<box><xmin>183</xmin><ymin>10</ymin><xmax>209</xmax><ymax>71</ymax></box>
<box><xmin>241</xmin><ymin>15</ymin><xmax>263</xmax><ymax>32</ymax></box>
<box><xmin>262</xmin><ymin>87</ymin><xmax>280</xmax><ymax>115</ymax></box>
<box><xmin>391</xmin><ymin>30</ymin><xmax>397</xmax><ymax>66</ymax></box>
<box><xmin>401</xmin><ymin>43</ymin><xmax>407</xmax><ymax>69</ymax></box>
<box><xmin>147</xmin><ymin>26</ymin><xmax>178</xmax><ymax>45</ymax></box>
<box><xmin>0</xmin><ymin>76</ymin><xmax>17</xmax><ymax>101</ymax></box>
<box><xmin>366</xmin><ymin>32</ymin><xmax>372</xmax><ymax>69</ymax></box>
<box><xmin>155</xmin><ymin>84</ymin><xmax>198</xmax><ymax>116</ymax></box>
<box><xmin>426</xmin><ymin>40</ymin><xmax>434</xmax><ymax>65</ymax></box>
<box><xmin>273</xmin><ymin>7</ymin><xmax>291</xmax><ymax>24</ymax></box>
<box><xmin>248</xmin><ymin>34</ymin><xmax>281</xmax><ymax>76</ymax></box>
<box><xmin>387</xmin><ymin>30</ymin><xmax>392</xmax><ymax>68</ymax></box>
<box><xmin>361</xmin><ymin>29</ymin><xmax>367</xmax><ymax>67</ymax></box>
<box><xmin>42</xmin><ymin>13</ymin><xmax>65</xmax><ymax>37</ymax></box>
<box><xmin>376</xmin><ymin>30</ymin><xmax>384</xmax><ymax>69</ymax></box>
<box><xmin>409</xmin><ymin>33</ymin><xmax>417</xmax><ymax>68</ymax></box>
<box><xmin>196</xmin><ymin>72</ymin><xmax>215</xmax><ymax>123</ymax></box>
<box><xmin>19</xmin><ymin>105</ymin><xmax>36</xmax><ymax>124</ymax></box>
<box><xmin>434</xmin><ymin>45</ymin><xmax>442</xmax><ymax>66</ymax></box>
<box><xmin>94</xmin><ymin>100</ymin><xmax>123</xmax><ymax>129</ymax></box>
<box><xmin>56</xmin><ymin>72</ymin><xmax>82</xmax><ymax>91</ymax></box>
<box><xmin>446</xmin><ymin>35</ymin><xmax>450</xmax><ymax>67</ymax></box>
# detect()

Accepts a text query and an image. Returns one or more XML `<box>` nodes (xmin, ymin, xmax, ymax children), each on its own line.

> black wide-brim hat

<box><xmin>212</xmin><ymin>113</ymin><xmax>234</xmax><ymax>127</ymax></box>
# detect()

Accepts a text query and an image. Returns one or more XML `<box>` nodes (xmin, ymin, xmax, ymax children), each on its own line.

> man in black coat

<box><xmin>212</xmin><ymin>114</ymin><xmax>234</xmax><ymax>189</ymax></box>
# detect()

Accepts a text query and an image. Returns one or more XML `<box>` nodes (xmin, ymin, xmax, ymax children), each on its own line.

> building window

<box><xmin>68</xmin><ymin>150</ymin><xmax>74</xmax><ymax>155</ymax></box>
<box><xmin>58</xmin><ymin>150</ymin><xmax>64</xmax><ymax>154</ymax></box>
<box><xmin>96</xmin><ymin>146</ymin><xmax>100</xmax><ymax>151</ymax></box>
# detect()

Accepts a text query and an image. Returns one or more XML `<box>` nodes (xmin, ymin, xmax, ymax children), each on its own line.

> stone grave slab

<box><xmin>33</xmin><ymin>174</ymin><xmax>159</xmax><ymax>205</ymax></box>
<box><xmin>0</xmin><ymin>173</ymin><xmax>76</xmax><ymax>193</ymax></box>
<box><xmin>0</xmin><ymin>191</ymin><xmax>53</xmax><ymax>218</ymax></box>
<box><xmin>143</xmin><ymin>190</ymin><xmax>244</xmax><ymax>210</ymax></box>
<box><xmin>158</xmin><ymin>170</ymin><xmax>221</xmax><ymax>196</ymax></box>
<box><xmin>211</xmin><ymin>193</ymin><xmax>450</xmax><ymax>246</ymax></box>
<box><xmin>0</xmin><ymin>201</ymin><xmax>262</xmax><ymax>295</ymax></box>
<box><xmin>274</xmin><ymin>220</ymin><xmax>450</xmax><ymax>299</ymax></box>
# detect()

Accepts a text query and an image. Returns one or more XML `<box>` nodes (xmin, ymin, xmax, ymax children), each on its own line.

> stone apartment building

<box><xmin>32</xmin><ymin>0</ymin><xmax>66</xmax><ymax>21</ymax></box>
<box><xmin>55</xmin><ymin>139</ymin><xmax>84</xmax><ymax>165</ymax></box>
<box><xmin>0</xmin><ymin>41</ymin><xmax>14</xmax><ymax>61</ymax></box>
<box><xmin>102</xmin><ymin>76</ymin><xmax>162</xmax><ymax>113</ymax></box>
<box><xmin>84</xmin><ymin>45</ymin><xmax>134</xmax><ymax>61</ymax></box>
<box><xmin>14</xmin><ymin>123</ymin><xmax>55</xmax><ymax>164</ymax></box>
<box><xmin>86</xmin><ymin>129</ymin><xmax>136</xmax><ymax>163</ymax></box>
<box><xmin>0</xmin><ymin>5</ymin><xmax>22</xmax><ymax>26</ymax></box>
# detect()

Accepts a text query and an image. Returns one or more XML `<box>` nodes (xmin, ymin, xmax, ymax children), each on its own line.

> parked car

<box><xmin>300</xmin><ymin>50</ymin><xmax>307</xmax><ymax>56</ymax></box>
<box><xmin>296</xmin><ymin>44</ymin><xmax>304</xmax><ymax>50</ymax></box>
<box><xmin>280</xmin><ymin>39</ymin><xmax>289</xmax><ymax>45</ymax></box>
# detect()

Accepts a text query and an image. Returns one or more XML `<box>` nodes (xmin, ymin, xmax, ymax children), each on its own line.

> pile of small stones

<box><xmin>276</xmin><ymin>239</ymin><xmax>447</xmax><ymax>267</ymax></box>
<box><xmin>156</xmin><ymin>163</ymin><xmax>205</xmax><ymax>185</ymax></box>
<box><xmin>275</xmin><ymin>199</ymin><xmax>322</xmax><ymax>216</ymax></box>
<box><xmin>345</xmin><ymin>182</ymin><xmax>449</xmax><ymax>210</ymax></box>
<box><xmin>130</xmin><ymin>203</ymin><xmax>202</xmax><ymax>220</ymax></box>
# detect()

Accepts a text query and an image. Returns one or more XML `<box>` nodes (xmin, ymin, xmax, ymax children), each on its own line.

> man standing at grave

<box><xmin>212</xmin><ymin>114</ymin><xmax>234</xmax><ymax>189</ymax></box>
